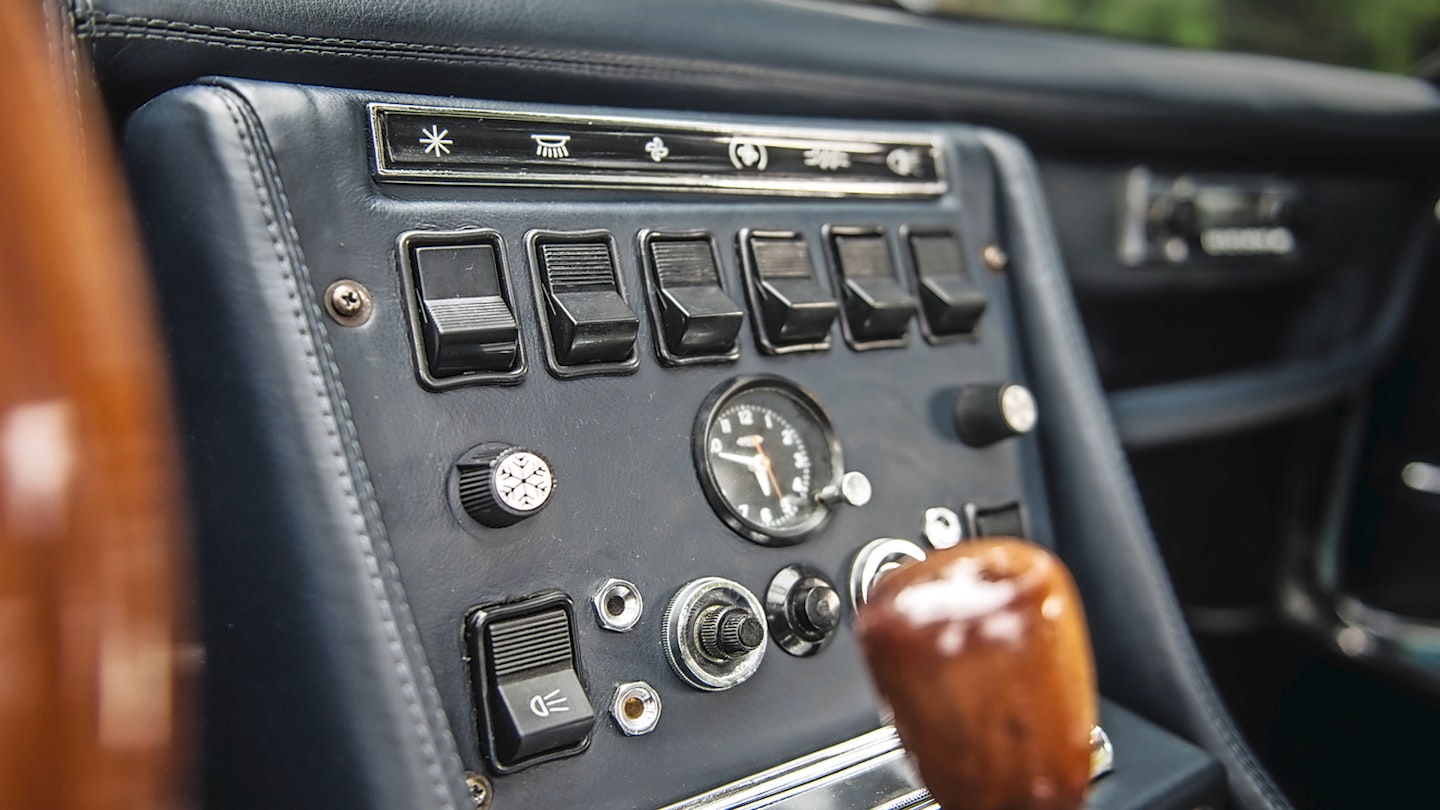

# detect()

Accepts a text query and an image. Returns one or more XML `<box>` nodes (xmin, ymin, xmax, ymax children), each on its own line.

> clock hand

<box><xmin>748</xmin><ymin>436</ymin><xmax>786</xmax><ymax>501</ymax></box>
<box><xmin>761</xmin><ymin>455</ymin><xmax>783</xmax><ymax>501</ymax></box>
<box><xmin>716</xmin><ymin>451</ymin><xmax>763</xmax><ymax>467</ymax></box>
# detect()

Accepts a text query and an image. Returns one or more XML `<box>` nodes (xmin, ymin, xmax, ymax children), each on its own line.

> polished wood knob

<box><xmin>856</xmin><ymin>539</ymin><xmax>1097</xmax><ymax>810</ymax></box>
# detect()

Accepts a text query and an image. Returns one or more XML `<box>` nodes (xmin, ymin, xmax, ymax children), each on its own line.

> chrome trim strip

<box><xmin>368</xmin><ymin>103</ymin><xmax>947</xmax><ymax>198</ymax></box>
<box><xmin>657</xmin><ymin>726</ymin><xmax>913</xmax><ymax>810</ymax></box>
<box><xmin>658</xmin><ymin>720</ymin><xmax>1117</xmax><ymax>810</ymax></box>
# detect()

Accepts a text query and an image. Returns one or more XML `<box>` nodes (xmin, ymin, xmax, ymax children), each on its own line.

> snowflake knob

<box><xmin>456</xmin><ymin>443</ymin><xmax>555</xmax><ymax>528</ymax></box>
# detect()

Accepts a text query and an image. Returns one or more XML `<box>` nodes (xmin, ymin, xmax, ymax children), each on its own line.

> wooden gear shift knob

<box><xmin>856</xmin><ymin>539</ymin><xmax>1098</xmax><ymax>810</ymax></box>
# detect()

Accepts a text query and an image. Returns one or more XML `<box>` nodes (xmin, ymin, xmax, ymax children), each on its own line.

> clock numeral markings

<box><xmin>710</xmin><ymin>437</ymin><xmax>723</xmax><ymax>453</ymax></box>
<box><xmin>720</xmin><ymin>417</ymin><xmax>733</xmax><ymax>435</ymax></box>
<box><xmin>738</xmin><ymin>408</ymin><xmax>754</xmax><ymax>426</ymax></box>
<box><xmin>781</xmin><ymin>428</ymin><xmax>797</xmax><ymax>447</ymax></box>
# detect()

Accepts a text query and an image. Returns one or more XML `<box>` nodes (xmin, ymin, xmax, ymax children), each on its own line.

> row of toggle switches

<box><xmin>397</xmin><ymin>226</ymin><xmax>991</xmax><ymax>387</ymax></box>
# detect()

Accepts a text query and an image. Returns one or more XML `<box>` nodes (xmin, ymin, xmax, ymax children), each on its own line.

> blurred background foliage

<box><xmin>888</xmin><ymin>0</ymin><xmax>1440</xmax><ymax>73</ymax></box>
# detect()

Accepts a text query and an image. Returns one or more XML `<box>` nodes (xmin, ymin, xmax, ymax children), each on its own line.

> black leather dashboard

<box><xmin>82</xmin><ymin>0</ymin><xmax>1440</xmax><ymax>808</ymax></box>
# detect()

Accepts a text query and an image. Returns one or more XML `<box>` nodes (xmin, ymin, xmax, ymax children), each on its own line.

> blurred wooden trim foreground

<box><xmin>0</xmin><ymin>2</ymin><xmax>188</xmax><ymax>808</ymax></box>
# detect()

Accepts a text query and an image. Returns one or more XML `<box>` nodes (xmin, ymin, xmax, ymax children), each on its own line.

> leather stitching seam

<box><xmin>73</xmin><ymin>11</ymin><xmax>1017</xmax><ymax>112</ymax></box>
<box><xmin>212</xmin><ymin>85</ymin><xmax>460</xmax><ymax>810</ymax></box>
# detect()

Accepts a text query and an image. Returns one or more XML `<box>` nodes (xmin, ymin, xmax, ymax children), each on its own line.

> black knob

<box><xmin>792</xmin><ymin>580</ymin><xmax>841</xmax><ymax>638</ymax></box>
<box><xmin>953</xmin><ymin>383</ymin><xmax>1037</xmax><ymax>448</ymax></box>
<box><xmin>697</xmin><ymin>605</ymin><xmax>765</xmax><ymax>661</ymax></box>
<box><xmin>456</xmin><ymin>444</ymin><xmax>555</xmax><ymax>527</ymax></box>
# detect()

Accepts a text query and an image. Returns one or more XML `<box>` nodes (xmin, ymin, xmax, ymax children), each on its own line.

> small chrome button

<box><xmin>593</xmin><ymin>579</ymin><xmax>643</xmax><ymax>632</ymax></box>
<box><xmin>611</xmin><ymin>681</ymin><xmax>662</xmax><ymax>736</ymax></box>
<box><xmin>849</xmin><ymin>538</ymin><xmax>927</xmax><ymax>611</ymax></box>
<box><xmin>923</xmin><ymin>506</ymin><xmax>963</xmax><ymax>549</ymax></box>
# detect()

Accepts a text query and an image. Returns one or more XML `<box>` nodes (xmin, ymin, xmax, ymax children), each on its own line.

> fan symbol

<box><xmin>644</xmin><ymin>136</ymin><xmax>670</xmax><ymax>162</ymax></box>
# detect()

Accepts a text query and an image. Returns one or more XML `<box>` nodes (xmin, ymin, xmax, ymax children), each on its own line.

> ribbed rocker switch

<box><xmin>406</xmin><ymin>237</ymin><xmax>522</xmax><ymax>379</ymax></box>
<box><xmin>466</xmin><ymin>594</ymin><xmax>596</xmax><ymax>772</ymax></box>
<box><xmin>456</xmin><ymin>443</ymin><xmax>555</xmax><ymax>528</ymax></box>
<box><xmin>907</xmin><ymin>231</ymin><xmax>988</xmax><ymax>341</ymax></box>
<box><xmin>827</xmin><ymin>229</ymin><xmax>915</xmax><ymax>348</ymax></box>
<box><xmin>530</xmin><ymin>233</ymin><xmax>640</xmax><ymax>369</ymax></box>
<box><xmin>643</xmin><ymin>233</ymin><xmax>744</xmax><ymax>362</ymax></box>
<box><xmin>741</xmin><ymin>230</ymin><xmax>838</xmax><ymax>354</ymax></box>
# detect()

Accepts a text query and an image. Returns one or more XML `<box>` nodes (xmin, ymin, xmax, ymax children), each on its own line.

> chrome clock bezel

<box><xmin>693</xmin><ymin>375</ymin><xmax>844</xmax><ymax>545</ymax></box>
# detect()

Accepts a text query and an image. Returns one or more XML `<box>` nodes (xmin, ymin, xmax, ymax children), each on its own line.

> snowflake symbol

<box><xmin>419</xmin><ymin>125</ymin><xmax>453</xmax><ymax>157</ymax></box>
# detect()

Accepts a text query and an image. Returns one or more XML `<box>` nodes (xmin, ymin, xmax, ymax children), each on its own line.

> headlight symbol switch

<box><xmin>465</xmin><ymin>593</ymin><xmax>596</xmax><ymax>773</ymax></box>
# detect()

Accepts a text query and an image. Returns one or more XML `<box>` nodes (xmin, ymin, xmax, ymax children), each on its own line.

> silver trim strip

<box><xmin>368</xmin><ymin>103</ymin><xmax>947</xmax><ymax>198</ymax></box>
<box><xmin>657</xmin><ymin>726</ymin><xmax>914</xmax><ymax>810</ymax></box>
<box><xmin>658</xmin><ymin>721</ymin><xmax>1117</xmax><ymax>810</ymax></box>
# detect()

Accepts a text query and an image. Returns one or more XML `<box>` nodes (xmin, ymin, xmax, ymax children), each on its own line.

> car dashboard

<box><xmin>63</xmin><ymin>1</ymin><xmax>1440</xmax><ymax>808</ymax></box>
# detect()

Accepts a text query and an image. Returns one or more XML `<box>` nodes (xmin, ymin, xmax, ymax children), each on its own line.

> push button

<box><xmin>906</xmin><ymin>231</ymin><xmax>988</xmax><ymax>341</ymax></box>
<box><xmin>529</xmin><ymin>232</ymin><xmax>640</xmax><ymax>373</ymax></box>
<box><xmin>466</xmin><ymin>594</ymin><xmax>595</xmax><ymax>772</ymax></box>
<box><xmin>642</xmin><ymin>233</ymin><xmax>744</xmax><ymax>363</ymax></box>
<box><xmin>403</xmin><ymin>232</ymin><xmax>523</xmax><ymax>382</ymax></box>
<box><xmin>740</xmin><ymin>230</ymin><xmax>838</xmax><ymax>354</ymax></box>
<box><xmin>826</xmin><ymin>228</ymin><xmax>915</xmax><ymax>348</ymax></box>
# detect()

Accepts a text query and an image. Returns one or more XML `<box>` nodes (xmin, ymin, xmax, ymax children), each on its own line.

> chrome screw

<box><xmin>325</xmin><ymin>279</ymin><xmax>373</xmax><ymax>326</ymax></box>
<box><xmin>464</xmin><ymin>771</ymin><xmax>493</xmax><ymax>810</ymax></box>
<box><xmin>923</xmin><ymin>506</ymin><xmax>963</xmax><ymax>549</ymax></box>
<box><xmin>981</xmin><ymin>244</ymin><xmax>1009</xmax><ymax>272</ymax></box>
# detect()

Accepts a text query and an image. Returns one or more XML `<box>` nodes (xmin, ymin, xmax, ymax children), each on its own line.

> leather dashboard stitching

<box><xmin>979</xmin><ymin>130</ymin><xmax>1291</xmax><ymax>810</ymax></box>
<box><xmin>73</xmin><ymin>10</ymin><xmax>1069</xmax><ymax>116</ymax></box>
<box><xmin>211</xmin><ymin>85</ymin><xmax>462</xmax><ymax>810</ymax></box>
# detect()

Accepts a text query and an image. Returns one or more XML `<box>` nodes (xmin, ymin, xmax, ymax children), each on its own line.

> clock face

<box><xmin>695</xmin><ymin>377</ymin><xmax>841</xmax><ymax>545</ymax></box>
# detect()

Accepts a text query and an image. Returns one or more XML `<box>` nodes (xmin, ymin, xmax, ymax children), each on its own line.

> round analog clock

<box><xmin>694</xmin><ymin>376</ymin><xmax>843</xmax><ymax>545</ymax></box>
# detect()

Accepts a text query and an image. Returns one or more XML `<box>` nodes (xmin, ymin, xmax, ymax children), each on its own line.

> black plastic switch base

<box><xmin>492</xmin><ymin>667</ymin><xmax>592</xmax><ymax>764</ymax></box>
<box><xmin>906</xmin><ymin>231</ymin><xmax>988</xmax><ymax>342</ymax></box>
<box><xmin>529</xmin><ymin>232</ymin><xmax>640</xmax><ymax>375</ymax></box>
<box><xmin>964</xmin><ymin>500</ymin><xmax>1027</xmax><ymax>539</ymax></box>
<box><xmin>741</xmin><ymin>230</ymin><xmax>838</xmax><ymax>354</ymax></box>
<box><xmin>826</xmin><ymin>228</ymin><xmax>915</xmax><ymax>349</ymax></box>
<box><xmin>642</xmin><ymin>233</ymin><xmax>744</xmax><ymax>363</ymax></box>
<box><xmin>400</xmin><ymin>230</ymin><xmax>525</xmax><ymax>386</ymax></box>
<box><xmin>465</xmin><ymin>594</ymin><xmax>595</xmax><ymax>773</ymax></box>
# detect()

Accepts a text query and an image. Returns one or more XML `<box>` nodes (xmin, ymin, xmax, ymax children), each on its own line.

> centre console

<box><xmin>124</xmin><ymin>79</ymin><xmax>1228</xmax><ymax>809</ymax></box>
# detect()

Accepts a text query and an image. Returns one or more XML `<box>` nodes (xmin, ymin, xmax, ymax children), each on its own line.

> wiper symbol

<box><xmin>528</xmin><ymin>689</ymin><xmax>570</xmax><ymax>718</ymax></box>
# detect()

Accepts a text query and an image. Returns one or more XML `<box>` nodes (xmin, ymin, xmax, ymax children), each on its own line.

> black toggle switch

<box><xmin>466</xmin><ymin>593</ymin><xmax>595</xmax><ymax>773</ymax></box>
<box><xmin>964</xmin><ymin>500</ymin><xmax>1028</xmax><ymax>539</ymax></box>
<box><xmin>906</xmin><ymin>231</ymin><xmax>988</xmax><ymax>342</ymax></box>
<box><xmin>740</xmin><ymin>230</ymin><xmax>838</xmax><ymax>354</ymax></box>
<box><xmin>826</xmin><ymin>228</ymin><xmax>915</xmax><ymax>348</ymax></box>
<box><xmin>642</xmin><ymin>233</ymin><xmax>744</xmax><ymax>363</ymax></box>
<box><xmin>530</xmin><ymin>232</ymin><xmax>640</xmax><ymax>372</ymax></box>
<box><xmin>406</xmin><ymin>235</ymin><xmax>523</xmax><ymax>380</ymax></box>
